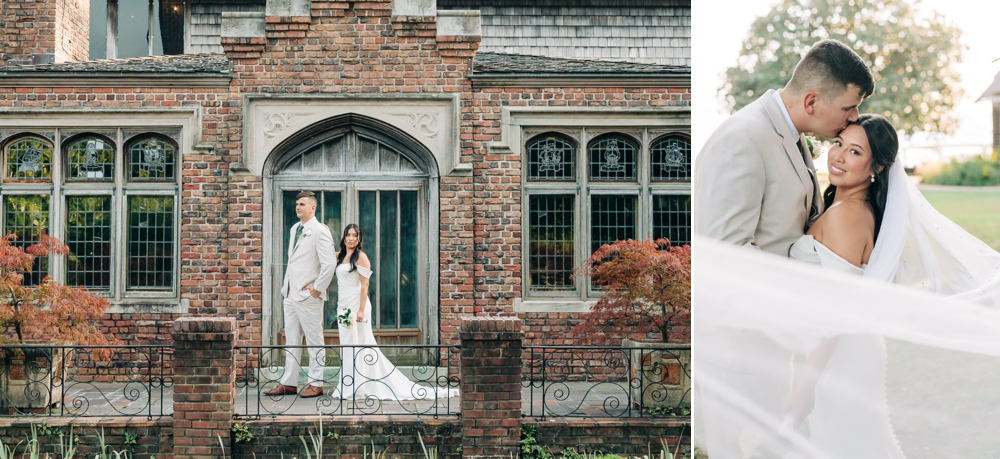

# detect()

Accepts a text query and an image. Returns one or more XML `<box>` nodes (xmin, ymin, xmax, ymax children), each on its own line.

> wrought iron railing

<box><xmin>0</xmin><ymin>345</ymin><xmax>173</xmax><ymax>419</ymax></box>
<box><xmin>235</xmin><ymin>344</ymin><xmax>460</xmax><ymax>419</ymax></box>
<box><xmin>522</xmin><ymin>345</ymin><xmax>690</xmax><ymax>418</ymax></box>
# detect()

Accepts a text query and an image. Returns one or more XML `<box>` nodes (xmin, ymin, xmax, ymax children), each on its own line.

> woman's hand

<box><xmin>356</xmin><ymin>310</ymin><xmax>364</xmax><ymax>323</ymax></box>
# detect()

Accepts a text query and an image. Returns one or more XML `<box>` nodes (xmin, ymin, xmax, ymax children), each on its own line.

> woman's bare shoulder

<box><xmin>814</xmin><ymin>200</ymin><xmax>874</xmax><ymax>266</ymax></box>
<box><xmin>357</xmin><ymin>251</ymin><xmax>372</xmax><ymax>269</ymax></box>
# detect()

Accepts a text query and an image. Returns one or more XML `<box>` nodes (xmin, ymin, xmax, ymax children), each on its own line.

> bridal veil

<box><xmin>693</xmin><ymin>163</ymin><xmax>1000</xmax><ymax>458</ymax></box>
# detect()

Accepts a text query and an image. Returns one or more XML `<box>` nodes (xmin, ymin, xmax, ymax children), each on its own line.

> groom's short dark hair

<box><xmin>296</xmin><ymin>190</ymin><xmax>317</xmax><ymax>205</ymax></box>
<box><xmin>786</xmin><ymin>39</ymin><xmax>874</xmax><ymax>101</ymax></box>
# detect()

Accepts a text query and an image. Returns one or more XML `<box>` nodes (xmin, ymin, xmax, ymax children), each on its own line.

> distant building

<box><xmin>0</xmin><ymin>0</ymin><xmax>690</xmax><ymax>347</ymax></box>
<box><xmin>978</xmin><ymin>70</ymin><xmax>1000</xmax><ymax>152</ymax></box>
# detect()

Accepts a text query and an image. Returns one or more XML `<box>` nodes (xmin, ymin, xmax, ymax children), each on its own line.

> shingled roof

<box><xmin>0</xmin><ymin>51</ymin><xmax>686</xmax><ymax>87</ymax></box>
<box><xmin>979</xmin><ymin>70</ymin><xmax>1000</xmax><ymax>102</ymax></box>
<box><xmin>0</xmin><ymin>53</ymin><xmax>231</xmax><ymax>86</ymax></box>
<box><xmin>1</xmin><ymin>53</ymin><xmax>230</xmax><ymax>75</ymax></box>
<box><xmin>472</xmin><ymin>52</ymin><xmax>688</xmax><ymax>76</ymax></box>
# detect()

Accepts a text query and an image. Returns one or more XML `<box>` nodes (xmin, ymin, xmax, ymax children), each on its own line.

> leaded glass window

<box><xmin>523</xmin><ymin>126</ymin><xmax>691</xmax><ymax>299</ymax></box>
<box><xmin>1</xmin><ymin>128</ymin><xmax>180</xmax><ymax>303</ymax></box>
<box><xmin>591</xmin><ymin>195</ymin><xmax>636</xmax><ymax>253</ymax></box>
<box><xmin>127</xmin><ymin>196</ymin><xmax>174</xmax><ymax>290</ymax></box>
<box><xmin>66</xmin><ymin>136</ymin><xmax>115</xmax><ymax>180</ymax></box>
<box><xmin>66</xmin><ymin>196</ymin><xmax>113</xmax><ymax>289</ymax></box>
<box><xmin>528</xmin><ymin>195</ymin><xmax>575</xmax><ymax>292</ymax></box>
<box><xmin>651</xmin><ymin>135</ymin><xmax>691</xmax><ymax>181</ymax></box>
<box><xmin>589</xmin><ymin>136</ymin><xmax>636</xmax><ymax>181</ymax></box>
<box><xmin>4</xmin><ymin>195</ymin><xmax>50</xmax><ymax>286</ymax></box>
<box><xmin>128</xmin><ymin>136</ymin><xmax>176</xmax><ymax>181</ymax></box>
<box><xmin>653</xmin><ymin>195</ymin><xmax>691</xmax><ymax>246</ymax></box>
<box><xmin>5</xmin><ymin>136</ymin><xmax>52</xmax><ymax>181</ymax></box>
<box><xmin>527</xmin><ymin>135</ymin><xmax>575</xmax><ymax>180</ymax></box>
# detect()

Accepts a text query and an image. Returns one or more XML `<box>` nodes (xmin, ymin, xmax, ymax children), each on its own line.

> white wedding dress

<box><xmin>787</xmin><ymin>235</ymin><xmax>905</xmax><ymax>458</ymax></box>
<box><xmin>331</xmin><ymin>262</ymin><xmax>458</xmax><ymax>401</ymax></box>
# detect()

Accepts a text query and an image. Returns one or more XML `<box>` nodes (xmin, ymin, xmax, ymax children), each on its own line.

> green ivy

<box><xmin>520</xmin><ymin>426</ymin><xmax>551</xmax><ymax>459</ymax></box>
<box><xmin>231</xmin><ymin>423</ymin><xmax>255</xmax><ymax>443</ymax></box>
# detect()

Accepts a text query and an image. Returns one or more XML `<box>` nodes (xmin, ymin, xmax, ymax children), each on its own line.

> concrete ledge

<box><xmin>266</xmin><ymin>0</ymin><xmax>311</xmax><ymax>17</ymax></box>
<box><xmin>221</xmin><ymin>12</ymin><xmax>266</xmax><ymax>38</ymax></box>
<box><xmin>436</xmin><ymin>10</ymin><xmax>481</xmax><ymax>37</ymax></box>
<box><xmin>392</xmin><ymin>0</ymin><xmax>436</xmax><ymax>16</ymax></box>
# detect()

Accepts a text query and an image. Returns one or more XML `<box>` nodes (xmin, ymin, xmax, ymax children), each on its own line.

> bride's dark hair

<box><xmin>337</xmin><ymin>223</ymin><xmax>363</xmax><ymax>273</ymax></box>
<box><xmin>822</xmin><ymin>113</ymin><xmax>898</xmax><ymax>244</ymax></box>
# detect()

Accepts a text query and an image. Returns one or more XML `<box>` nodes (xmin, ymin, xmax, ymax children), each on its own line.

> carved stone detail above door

<box><xmin>245</xmin><ymin>96</ymin><xmax>459</xmax><ymax>177</ymax></box>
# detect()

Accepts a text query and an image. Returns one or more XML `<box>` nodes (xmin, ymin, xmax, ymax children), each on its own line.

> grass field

<box><xmin>920</xmin><ymin>188</ymin><xmax>1000</xmax><ymax>251</ymax></box>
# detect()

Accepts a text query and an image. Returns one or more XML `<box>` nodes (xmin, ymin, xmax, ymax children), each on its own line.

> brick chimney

<box><xmin>2</xmin><ymin>0</ymin><xmax>90</xmax><ymax>66</ymax></box>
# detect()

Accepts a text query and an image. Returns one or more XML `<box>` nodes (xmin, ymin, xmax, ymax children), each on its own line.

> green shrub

<box><xmin>921</xmin><ymin>153</ymin><xmax>1000</xmax><ymax>186</ymax></box>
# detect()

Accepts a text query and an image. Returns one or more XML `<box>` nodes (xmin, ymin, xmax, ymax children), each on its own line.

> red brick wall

<box><xmin>0</xmin><ymin>0</ymin><xmax>691</xmax><ymax>352</ymax></box>
<box><xmin>1</xmin><ymin>0</ymin><xmax>58</xmax><ymax>63</ymax></box>
<box><xmin>54</xmin><ymin>0</ymin><xmax>88</xmax><ymax>62</ymax></box>
<box><xmin>439</xmin><ymin>85</ymin><xmax>691</xmax><ymax>347</ymax></box>
<box><xmin>232</xmin><ymin>418</ymin><xmax>462</xmax><ymax>459</ymax></box>
<box><xmin>0</xmin><ymin>419</ymin><xmax>171</xmax><ymax>458</ymax></box>
<box><xmin>529</xmin><ymin>418</ymin><xmax>690</xmax><ymax>458</ymax></box>
<box><xmin>221</xmin><ymin>0</ymin><xmax>478</xmax><ymax>348</ymax></box>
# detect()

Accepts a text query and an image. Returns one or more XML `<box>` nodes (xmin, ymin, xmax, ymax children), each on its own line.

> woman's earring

<box><xmin>870</xmin><ymin>174</ymin><xmax>875</xmax><ymax>183</ymax></box>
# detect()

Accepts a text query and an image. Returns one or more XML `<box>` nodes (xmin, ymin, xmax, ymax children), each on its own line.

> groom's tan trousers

<box><xmin>279</xmin><ymin>295</ymin><xmax>326</xmax><ymax>388</ymax></box>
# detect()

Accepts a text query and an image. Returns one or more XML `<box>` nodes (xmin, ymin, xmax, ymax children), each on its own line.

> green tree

<box><xmin>721</xmin><ymin>0</ymin><xmax>965</xmax><ymax>137</ymax></box>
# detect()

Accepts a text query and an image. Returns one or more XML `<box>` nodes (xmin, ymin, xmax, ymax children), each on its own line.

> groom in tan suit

<box><xmin>695</xmin><ymin>39</ymin><xmax>874</xmax><ymax>256</ymax></box>
<box><xmin>266</xmin><ymin>191</ymin><xmax>336</xmax><ymax>398</ymax></box>
<box><xmin>693</xmin><ymin>39</ymin><xmax>875</xmax><ymax>457</ymax></box>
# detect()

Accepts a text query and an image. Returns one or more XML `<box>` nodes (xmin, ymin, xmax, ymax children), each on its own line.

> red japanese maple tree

<box><xmin>571</xmin><ymin>239</ymin><xmax>691</xmax><ymax>345</ymax></box>
<box><xmin>0</xmin><ymin>233</ymin><xmax>118</xmax><ymax>347</ymax></box>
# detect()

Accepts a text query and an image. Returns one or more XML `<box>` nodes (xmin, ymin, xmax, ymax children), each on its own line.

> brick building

<box><xmin>0</xmin><ymin>0</ymin><xmax>690</xmax><ymax>349</ymax></box>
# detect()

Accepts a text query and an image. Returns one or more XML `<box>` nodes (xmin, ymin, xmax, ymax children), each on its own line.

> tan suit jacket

<box><xmin>694</xmin><ymin>89</ymin><xmax>822</xmax><ymax>256</ymax></box>
<box><xmin>281</xmin><ymin>217</ymin><xmax>337</xmax><ymax>302</ymax></box>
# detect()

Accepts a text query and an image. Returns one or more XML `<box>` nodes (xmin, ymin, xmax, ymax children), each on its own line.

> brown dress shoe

<box><xmin>264</xmin><ymin>384</ymin><xmax>297</xmax><ymax>396</ymax></box>
<box><xmin>300</xmin><ymin>385</ymin><xmax>324</xmax><ymax>398</ymax></box>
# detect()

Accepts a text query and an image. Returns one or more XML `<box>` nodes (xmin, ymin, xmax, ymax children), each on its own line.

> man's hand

<box><xmin>302</xmin><ymin>285</ymin><xmax>321</xmax><ymax>298</ymax></box>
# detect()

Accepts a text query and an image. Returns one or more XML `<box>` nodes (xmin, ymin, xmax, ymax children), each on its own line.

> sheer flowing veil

<box><xmin>693</xmin><ymin>163</ymin><xmax>1000</xmax><ymax>458</ymax></box>
<box><xmin>867</xmin><ymin>161</ymin><xmax>1000</xmax><ymax>303</ymax></box>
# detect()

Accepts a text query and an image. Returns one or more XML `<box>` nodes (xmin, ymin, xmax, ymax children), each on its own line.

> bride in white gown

<box><xmin>694</xmin><ymin>114</ymin><xmax>1000</xmax><ymax>458</ymax></box>
<box><xmin>331</xmin><ymin>223</ymin><xmax>458</xmax><ymax>401</ymax></box>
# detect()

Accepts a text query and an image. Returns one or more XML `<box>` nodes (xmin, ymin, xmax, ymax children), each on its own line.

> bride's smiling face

<box><xmin>827</xmin><ymin>124</ymin><xmax>873</xmax><ymax>189</ymax></box>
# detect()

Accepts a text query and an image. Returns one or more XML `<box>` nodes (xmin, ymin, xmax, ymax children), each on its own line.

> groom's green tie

<box><xmin>294</xmin><ymin>224</ymin><xmax>304</xmax><ymax>248</ymax></box>
<box><xmin>797</xmin><ymin>137</ymin><xmax>822</xmax><ymax>227</ymax></box>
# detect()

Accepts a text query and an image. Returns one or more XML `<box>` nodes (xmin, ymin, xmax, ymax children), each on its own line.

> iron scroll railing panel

<box><xmin>235</xmin><ymin>344</ymin><xmax>460</xmax><ymax>419</ymax></box>
<box><xmin>0</xmin><ymin>345</ymin><xmax>172</xmax><ymax>419</ymax></box>
<box><xmin>522</xmin><ymin>345</ymin><xmax>690</xmax><ymax>418</ymax></box>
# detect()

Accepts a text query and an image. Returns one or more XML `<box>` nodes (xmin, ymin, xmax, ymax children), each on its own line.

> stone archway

<box><xmin>262</xmin><ymin>114</ymin><xmax>441</xmax><ymax>348</ymax></box>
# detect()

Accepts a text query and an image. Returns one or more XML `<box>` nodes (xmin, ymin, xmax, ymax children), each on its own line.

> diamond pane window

<box><xmin>127</xmin><ymin>196</ymin><xmax>174</xmax><ymax>290</ymax></box>
<box><xmin>589</xmin><ymin>136</ymin><xmax>636</xmax><ymax>181</ymax></box>
<box><xmin>528</xmin><ymin>135</ymin><xmax>574</xmax><ymax>180</ymax></box>
<box><xmin>653</xmin><ymin>195</ymin><xmax>691</xmax><ymax>246</ymax></box>
<box><xmin>67</xmin><ymin>136</ymin><xmax>115</xmax><ymax>180</ymax></box>
<box><xmin>5</xmin><ymin>137</ymin><xmax>52</xmax><ymax>181</ymax></box>
<box><xmin>651</xmin><ymin>136</ymin><xmax>691</xmax><ymax>181</ymax></box>
<box><xmin>66</xmin><ymin>196</ymin><xmax>113</xmax><ymax>289</ymax></box>
<box><xmin>128</xmin><ymin>136</ymin><xmax>176</xmax><ymax>181</ymax></box>
<box><xmin>529</xmin><ymin>195</ymin><xmax>575</xmax><ymax>292</ymax></box>
<box><xmin>590</xmin><ymin>195</ymin><xmax>636</xmax><ymax>253</ymax></box>
<box><xmin>4</xmin><ymin>195</ymin><xmax>50</xmax><ymax>286</ymax></box>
